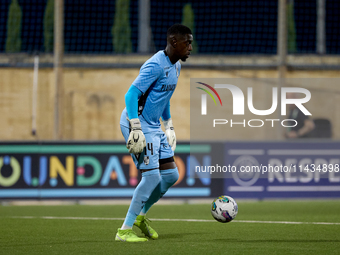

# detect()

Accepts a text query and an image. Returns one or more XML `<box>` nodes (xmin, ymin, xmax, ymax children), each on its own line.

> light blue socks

<box><xmin>141</xmin><ymin>168</ymin><xmax>179</xmax><ymax>214</ymax></box>
<box><xmin>122</xmin><ymin>169</ymin><xmax>161</xmax><ymax>228</ymax></box>
<box><xmin>122</xmin><ymin>168</ymin><xmax>179</xmax><ymax>228</ymax></box>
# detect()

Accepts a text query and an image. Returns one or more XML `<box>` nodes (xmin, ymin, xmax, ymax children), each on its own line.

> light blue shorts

<box><xmin>121</xmin><ymin>124</ymin><xmax>174</xmax><ymax>170</ymax></box>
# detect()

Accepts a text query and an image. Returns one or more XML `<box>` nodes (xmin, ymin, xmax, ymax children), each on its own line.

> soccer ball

<box><xmin>211</xmin><ymin>195</ymin><xmax>238</xmax><ymax>223</ymax></box>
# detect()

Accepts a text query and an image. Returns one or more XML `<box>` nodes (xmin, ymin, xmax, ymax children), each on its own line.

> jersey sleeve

<box><xmin>125</xmin><ymin>85</ymin><xmax>143</xmax><ymax>120</ymax></box>
<box><xmin>132</xmin><ymin>61</ymin><xmax>163</xmax><ymax>94</ymax></box>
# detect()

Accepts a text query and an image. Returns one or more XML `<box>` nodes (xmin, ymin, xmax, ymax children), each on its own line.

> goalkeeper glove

<box><xmin>163</xmin><ymin>118</ymin><xmax>176</xmax><ymax>151</ymax></box>
<box><xmin>127</xmin><ymin>118</ymin><xmax>146</xmax><ymax>154</ymax></box>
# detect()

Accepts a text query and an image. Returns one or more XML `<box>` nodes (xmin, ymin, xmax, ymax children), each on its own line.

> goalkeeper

<box><xmin>116</xmin><ymin>24</ymin><xmax>193</xmax><ymax>242</ymax></box>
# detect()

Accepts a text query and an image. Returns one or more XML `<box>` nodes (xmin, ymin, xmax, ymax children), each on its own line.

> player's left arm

<box><xmin>162</xmin><ymin>62</ymin><xmax>181</xmax><ymax>150</ymax></box>
<box><xmin>162</xmin><ymin>102</ymin><xmax>176</xmax><ymax>151</ymax></box>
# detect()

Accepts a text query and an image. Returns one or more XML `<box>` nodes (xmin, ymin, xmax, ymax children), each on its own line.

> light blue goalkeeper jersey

<box><xmin>120</xmin><ymin>50</ymin><xmax>181</xmax><ymax>133</ymax></box>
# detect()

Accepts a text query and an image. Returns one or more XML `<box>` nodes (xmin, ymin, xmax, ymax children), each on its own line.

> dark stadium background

<box><xmin>0</xmin><ymin>0</ymin><xmax>339</xmax><ymax>54</ymax></box>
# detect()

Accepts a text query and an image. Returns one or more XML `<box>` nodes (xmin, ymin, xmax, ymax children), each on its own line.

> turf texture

<box><xmin>0</xmin><ymin>201</ymin><xmax>340</xmax><ymax>255</ymax></box>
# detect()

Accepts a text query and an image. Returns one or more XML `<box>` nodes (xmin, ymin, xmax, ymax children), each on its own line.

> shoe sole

<box><xmin>115</xmin><ymin>235</ymin><xmax>148</xmax><ymax>242</ymax></box>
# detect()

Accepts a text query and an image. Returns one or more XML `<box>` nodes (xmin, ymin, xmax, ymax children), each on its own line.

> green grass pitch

<box><xmin>1</xmin><ymin>200</ymin><xmax>340</xmax><ymax>255</ymax></box>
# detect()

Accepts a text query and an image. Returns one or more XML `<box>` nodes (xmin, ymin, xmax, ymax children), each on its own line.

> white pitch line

<box><xmin>8</xmin><ymin>216</ymin><xmax>340</xmax><ymax>225</ymax></box>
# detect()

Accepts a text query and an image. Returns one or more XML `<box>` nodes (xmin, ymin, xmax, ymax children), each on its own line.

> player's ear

<box><xmin>170</xmin><ymin>36</ymin><xmax>177</xmax><ymax>48</ymax></box>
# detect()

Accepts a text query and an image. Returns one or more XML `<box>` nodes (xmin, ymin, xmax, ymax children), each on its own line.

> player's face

<box><xmin>176</xmin><ymin>34</ymin><xmax>193</xmax><ymax>62</ymax></box>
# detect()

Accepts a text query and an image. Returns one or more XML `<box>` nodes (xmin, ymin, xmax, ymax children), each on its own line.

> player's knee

<box><xmin>162</xmin><ymin>168</ymin><xmax>179</xmax><ymax>185</ymax></box>
<box><xmin>151</xmin><ymin>171</ymin><xmax>162</xmax><ymax>187</ymax></box>
<box><xmin>151</xmin><ymin>172</ymin><xmax>162</xmax><ymax>188</ymax></box>
<box><xmin>170</xmin><ymin>170</ymin><xmax>179</xmax><ymax>184</ymax></box>
<box><xmin>156</xmin><ymin>174</ymin><xmax>162</xmax><ymax>185</ymax></box>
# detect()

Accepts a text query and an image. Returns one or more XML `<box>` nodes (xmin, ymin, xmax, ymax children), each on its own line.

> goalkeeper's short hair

<box><xmin>167</xmin><ymin>24</ymin><xmax>192</xmax><ymax>38</ymax></box>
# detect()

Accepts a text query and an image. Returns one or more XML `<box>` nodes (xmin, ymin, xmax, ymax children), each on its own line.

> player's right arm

<box><xmin>125</xmin><ymin>86</ymin><xmax>145</xmax><ymax>154</ymax></box>
<box><xmin>125</xmin><ymin>61</ymin><xmax>163</xmax><ymax>154</ymax></box>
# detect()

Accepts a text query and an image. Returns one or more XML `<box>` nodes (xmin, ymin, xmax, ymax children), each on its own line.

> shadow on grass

<box><xmin>160</xmin><ymin>232</ymin><xmax>208</xmax><ymax>239</ymax></box>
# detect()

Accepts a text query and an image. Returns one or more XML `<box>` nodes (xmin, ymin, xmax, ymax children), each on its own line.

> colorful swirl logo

<box><xmin>196</xmin><ymin>82</ymin><xmax>223</xmax><ymax>106</ymax></box>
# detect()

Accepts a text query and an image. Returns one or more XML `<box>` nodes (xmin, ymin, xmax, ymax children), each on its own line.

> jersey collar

<box><xmin>163</xmin><ymin>50</ymin><xmax>175</xmax><ymax>66</ymax></box>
